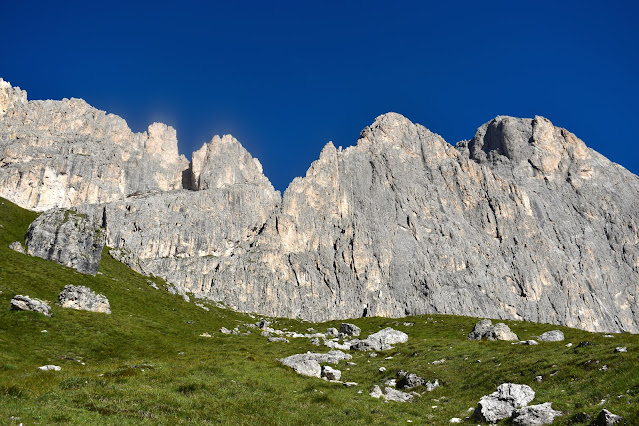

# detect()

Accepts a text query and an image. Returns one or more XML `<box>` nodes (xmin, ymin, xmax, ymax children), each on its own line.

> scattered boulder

<box><xmin>279</xmin><ymin>350</ymin><xmax>352</xmax><ymax>378</ymax></box>
<box><xmin>283</xmin><ymin>358</ymin><xmax>321</xmax><ymax>378</ymax></box>
<box><xmin>488</xmin><ymin>323</ymin><xmax>519</xmax><ymax>341</ymax></box>
<box><xmin>537</xmin><ymin>330</ymin><xmax>564</xmax><ymax>342</ymax></box>
<box><xmin>449</xmin><ymin>418</ymin><xmax>462</xmax><ymax>423</ymax></box>
<box><xmin>595</xmin><ymin>409</ymin><xmax>623</xmax><ymax>425</ymax></box>
<box><xmin>220</xmin><ymin>327</ymin><xmax>232</xmax><ymax>334</ymax></box>
<box><xmin>512</xmin><ymin>402</ymin><xmax>562</xmax><ymax>425</ymax></box>
<box><xmin>382</xmin><ymin>387</ymin><xmax>414</xmax><ymax>402</ymax></box>
<box><xmin>25</xmin><ymin>209</ymin><xmax>105</xmax><ymax>275</ymax></box>
<box><xmin>614</xmin><ymin>347</ymin><xmax>627</xmax><ymax>353</ymax></box>
<box><xmin>257</xmin><ymin>320</ymin><xmax>271</xmax><ymax>330</ymax></box>
<box><xmin>468</xmin><ymin>319</ymin><xmax>518</xmax><ymax>341</ymax></box>
<box><xmin>326</xmin><ymin>327</ymin><xmax>339</xmax><ymax>337</ymax></box>
<box><xmin>9</xmin><ymin>241</ymin><xmax>25</xmax><ymax>254</ymax></box>
<box><xmin>321</xmin><ymin>365</ymin><xmax>341</xmax><ymax>381</ymax></box>
<box><xmin>58</xmin><ymin>285</ymin><xmax>110</xmax><ymax>314</ymax></box>
<box><xmin>468</xmin><ymin>319</ymin><xmax>493</xmax><ymax>340</ymax></box>
<box><xmin>370</xmin><ymin>385</ymin><xmax>384</xmax><ymax>398</ymax></box>
<box><xmin>339</xmin><ymin>323</ymin><xmax>361</xmax><ymax>337</ymax></box>
<box><xmin>397</xmin><ymin>372</ymin><xmax>424</xmax><ymax>390</ymax></box>
<box><xmin>474</xmin><ymin>383</ymin><xmax>535</xmax><ymax>422</ymax></box>
<box><xmin>351</xmin><ymin>327</ymin><xmax>408</xmax><ymax>351</ymax></box>
<box><xmin>268</xmin><ymin>336</ymin><xmax>289</xmax><ymax>343</ymax></box>
<box><xmin>310</xmin><ymin>337</ymin><xmax>321</xmax><ymax>346</ymax></box>
<box><xmin>38</xmin><ymin>365</ymin><xmax>61</xmax><ymax>371</ymax></box>
<box><xmin>10</xmin><ymin>295</ymin><xmax>51</xmax><ymax>316</ymax></box>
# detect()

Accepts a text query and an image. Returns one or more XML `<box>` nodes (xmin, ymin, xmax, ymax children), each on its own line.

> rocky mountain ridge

<box><xmin>1</xmin><ymin>78</ymin><xmax>637</xmax><ymax>333</ymax></box>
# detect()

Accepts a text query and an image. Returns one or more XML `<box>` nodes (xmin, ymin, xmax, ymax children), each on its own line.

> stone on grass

<box><xmin>397</xmin><ymin>373</ymin><xmax>425</xmax><ymax>390</ymax></box>
<box><xmin>310</xmin><ymin>337</ymin><xmax>321</xmax><ymax>346</ymax></box>
<box><xmin>474</xmin><ymin>383</ymin><xmax>535</xmax><ymax>422</ymax></box>
<box><xmin>219</xmin><ymin>327</ymin><xmax>231</xmax><ymax>334</ymax></box>
<box><xmin>614</xmin><ymin>347</ymin><xmax>627</xmax><ymax>353</ymax></box>
<box><xmin>10</xmin><ymin>295</ymin><xmax>51</xmax><ymax>316</ymax></box>
<box><xmin>58</xmin><ymin>285</ymin><xmax>110</xmax><ymax>314</ymax></box>
<box><xmin>595</xmin><ymin>409</ymin><xmax>623</xmax><ymax>425</ymax></box>
<box><xmin>512</xmin><ymin>402</ymin><xmax>562</xmax><ymax>425</ymax></box>
<box><xmin>38</xmin><ymin>365</ymin><xmax>61</xmax><ymax>371</ymax></box>
<box><xmin>326</xmin><ymin>327</ymin><xmax>339</xmax><ymax>337</ymax></box>
<box><xmin>351</xmin><ymin>327</ymin><xmax>408</xmax><ymax>351</ymax></box>
<box><xmin>538</xmin><ymin>330</ymin><xmax>564</xmax><ymax>342</ymax></box>
<box><xmin>370</xmin><ymin>385</ymin><xmax>383</xmax><ymax>398</ymax></box>
<box><xmin>321</xmin><ymin>365</ymin><xmax>341</xmax><ymax>381</ymax></box>
<box><xmin>468</xmin><ymin>319</ymin><xmax>518</xmax><ymax>341</ymax></box>
<box><xmin>268</xmin><ymin>336</ymin><xmax>289</xmax><ymax>343</ymax></box>
<box><xmin>279</xmin><ymin>350</ymin><xmax>352</xmax><ymax>378</ymax></box>
<box><xmin>283</xmin><ymin>359</ymin><xmax>321</xmax><ymax>378</ymax></box>
<box><xmin>9</xmin><ymin>241</ymin><xmax>25</xmax><ymax>254</ymax></box>
<box><xmin>449</xmin><ymin>418</ymin><xmax>462</xmax><ymax>423</ymax></box>
<box><xmin>339</xmin><ymin>323</ymin><xmax>361</xmax><ymax>337</ymax></box>
<box><xmin>383</xmin><ymin>387</ymin><xmax>414</xmax><ymax>402</ymax></box>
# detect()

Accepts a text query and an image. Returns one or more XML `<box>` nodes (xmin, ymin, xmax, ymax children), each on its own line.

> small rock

<box><xmin>534</xmin><ymin>375</ymin><xmax>543</xmax><ymax>382</ymax></box>
<box><xmin>576</xmin><ymin>341</ymin><xmax>592</xmax><ymax>348</ymax></box>
<box><xmin>219</xmin><ymin>327</ymin><xmax>231</xmax><ymax>334</ymax></box>
<box><xmin>468</xmin><ymin>319</ymin><xmax>518</xmax><ymax>341</ymax></box>
<box><xmin>310</xmin><ymin>337</ymin><xmax>321</xmax><ymax>346</ymax></box>
<box><xmin>397</xmin><ymin>373</ymin><xmax>424</xmax><ymax>389</ymax></box>
<box><xmin>600</xmin><ymin>365</ymin><xmax>608</xmax><ymax>371</ymax></box>
<box><xmin>402</xmin><ymin>322</ymin><xmax>414</xmax><ymax>327</ymax></box>
<box><xmin>595</xmin><ymin>409</ymin><xmax>623</xmax><ymax>425</ymax></box>
<box><xmin>449</xmin><ymin>418</ymin><xmax>462</xmax><ymax>423</ymax></box>
<box><xmin>10</xmin><ymin>295</ymin><xmax>51</xmax><ymax>316</ymax></box>
<box><xmin>369</xmin><ymin>353</ymin><xmax>378</xmax><ymax>358</ymax></box>
<box><xmin>351</xmin><ymin>327</ymin><xmax>408</xmax><ymax>351</ymax></box>
<box><xmin>326</xmin><ymin>327</ymin><xmax>339</xmax><ymax>337</ymax></box>
<box><xmin>321</xmin><ymin>365</ymin><xmax>341</xmax><ymax>381</ymax></box>
<box><xmin>379</xmin><ymin>367</ymin><xmax>386</xmax><ymax>372</ymax></box>
<box><xmin>425</xmin><ymin>380</ymin><xmax>439</xmax><ymax>391</ymax></box>
<box><xmin>38</xmin><ymin>365</ymin><xmax>61</xmax><ymax>371</ymax></box>
<box><xmin>512</xmin><ymin>402</ymin><xmax>562</xmax><ymax>425</ymax></box>
<box><xmin>268</xmin><ymin>336</ymin><xmax>289</xmax><ymax>343</ymax></box>
<box><xmin>199</xmin><ymin>332</ymin><xmax>212</xmax><ymax>337</ymax></box>
<box><xmin>383</xmin><ymin>387</ymin><xmax>414</xmax><ymax>402</ymax></box>
<box><xmin>603</xmin><ymin>335</ymin><xmax>614</xmax><ymax>338</ymax></box>
<box><xmin>344</xmin><ymin>382</ymin><xmax>358</xmax><ymax>387</ymax></box>
<box><xmin>614</xmin><ymin>347</ymin><xmax>627</xmax><ymax>353</ymax></box>
<box><xmin>565</xmin><ymin>343</ymin><xmax>573</xmax><ymax>347</ymax></box>
<box><xmin>370</xmin><ymin>385</ymin><xmax>383</xmax><ymax>398</ymax></box>
<box><xmin>339</xmin><ymin>323</ymin><xmax>361</xmax><ymax>337</ymax></box>
<box><xmin>431</xmin><ymin>358</ymin><xmax>446</xmax><ymax>365</ymax></box>
<box><xmin>9</xmin><ymin>241</ymin><xmax>25</xmax><ymax>254</ymax></box>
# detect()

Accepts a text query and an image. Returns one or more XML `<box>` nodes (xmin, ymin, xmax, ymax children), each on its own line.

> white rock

<box><xmin>38</xmin><ymin>365</ymin><xmax>61</xmax><ymax>371</ymax></box>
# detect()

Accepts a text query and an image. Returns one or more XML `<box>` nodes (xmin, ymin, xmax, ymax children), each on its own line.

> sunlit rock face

<box><xmin>0</xmin><ymin>79</ymin><xmax>188</xmax><ymax>211</ymax></box>
<box><xmin>2</xmin><ymin>78</ymin><xmax>638</xmax><ymax>333</ymax></box>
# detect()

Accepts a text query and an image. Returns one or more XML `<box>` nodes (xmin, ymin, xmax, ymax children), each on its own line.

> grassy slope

<box><xmin>0</xmin><ymin>197</ymin><xmax>637</xmax><ymax>425</ymax></box>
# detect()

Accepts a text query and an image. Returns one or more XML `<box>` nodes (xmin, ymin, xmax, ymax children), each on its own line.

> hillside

<box><xmin>1</xmin><ymin>197</ymin><xmax>637</xmax><ymax>424</ymax></box>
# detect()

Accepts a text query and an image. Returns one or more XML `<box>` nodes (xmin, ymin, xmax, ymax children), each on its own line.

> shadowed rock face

<box><xmin>2</xmin><ymin>79</ymin><xmax>638</xmax><ymax>333</ymax></box>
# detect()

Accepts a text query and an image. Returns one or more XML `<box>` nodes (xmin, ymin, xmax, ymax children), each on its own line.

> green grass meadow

<box><xmin>0</xmin><ymin>197</ymin><xmax>637</xmax><ymax>424</ymax></box>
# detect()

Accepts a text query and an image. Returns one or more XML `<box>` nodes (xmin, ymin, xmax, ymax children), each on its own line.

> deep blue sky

<box><xmin>2</xmin><ymin>1</ymin><xmax>638</xmax><ymax>191</ymax></box>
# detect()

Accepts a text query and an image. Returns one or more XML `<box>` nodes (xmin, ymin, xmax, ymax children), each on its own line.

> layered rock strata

<box><xmin>1</xmin><ymin>78</ymin><xmax>638</xmax><ymax>332</ymax></box>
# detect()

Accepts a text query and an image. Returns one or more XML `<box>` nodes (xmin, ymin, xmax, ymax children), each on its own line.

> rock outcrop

<box><xmin>25</xmin><ymin>208</ymin><xmax>105</xmax><ymax>275</ymax></box>
<box><xmin>474</xmin><ymin>383</ymin><xmax>536</xmax><ymax>422</ymax></box>
<box><xmin>10</xmin><ymin>295</ymin><xmax>52</xmax><ymax>316</ymax></box>
<box><xmin>2</xmin><ymin>78</ymin><xmax>639</xmax><ymax>333</ymax></box>
<box><xmin>58</xmin><ymin>285</ymin><xmax>111</xmax><ymax>314</ymax></box>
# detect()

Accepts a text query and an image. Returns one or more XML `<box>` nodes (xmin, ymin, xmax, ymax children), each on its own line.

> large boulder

<box><xmin>339</xmin><ymin>323</ymin><xmax>361</xmax><ymax>337</ymax></box>
<box><xmin>537</xmin><ymin>330</ymin><xmax>564</xmax><ymax>342</ymax></box>
<box><xmin>474</xmin><ymin>383</ymin><xmax>535</xmax><ymax>422</ymax></box>
<box><xmin>468</xmin><ymin>319</ymin><xmax>519</xmax><ymax>341</ymax></box>
<box><xmin>25</xmin><ymin>209</ymin><xmax>105</xmax><ymax>275</ymax></box>
<box><xmin>58</xmin><ymin>285</ymin><xmax>111</xmax><ymax>314</ymax></box>
<box><xmin>10</xmin><ymin>295</ymin><xmax>51</xmax><ymax>316</ymax></box>
<box><xmin>512</xmin><ymin>402</ymin><xmax>562</xmax><ymax>425</ymax></box>
<box><xmin>351</xmin><ymin>327</ymin><xmax>408</xmax><ymax>351</ymax></box>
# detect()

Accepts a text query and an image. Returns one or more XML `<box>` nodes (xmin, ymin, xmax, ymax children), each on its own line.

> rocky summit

<box><xmin>1</xmin><ymin>78</ymin><xmax>638</xmax><ymax>333</ymax></box>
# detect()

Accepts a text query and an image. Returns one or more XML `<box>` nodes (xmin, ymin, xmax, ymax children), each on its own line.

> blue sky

<box><xmin>2</xmin><ymin>1</ymin><xmax>638</xmax><ymax>191</ymax></box>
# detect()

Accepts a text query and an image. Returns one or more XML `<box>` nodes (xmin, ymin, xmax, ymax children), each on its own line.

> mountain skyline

<box><xmin>2</xmin><ymin>1</ymin><xmax>638</xmax><ymax>191</ymax></box>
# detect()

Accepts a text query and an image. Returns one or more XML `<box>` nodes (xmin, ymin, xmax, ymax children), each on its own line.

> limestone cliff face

<box><xmin>2</xmin><ymin>78</ymin><xmax>638</xmax><ymax>332</ymax></box>
<box><xmin>0</xmin><ymin>79</ymin><xmax>188</xmax><ymax>211</ymax></box>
